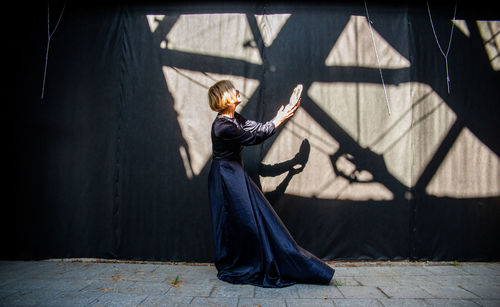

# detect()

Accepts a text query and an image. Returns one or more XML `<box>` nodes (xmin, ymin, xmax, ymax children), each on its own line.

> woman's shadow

<box><xmin>260</xmin><ymin>139</ymin><xmax>311</xmax><ymax>206</ymax></box>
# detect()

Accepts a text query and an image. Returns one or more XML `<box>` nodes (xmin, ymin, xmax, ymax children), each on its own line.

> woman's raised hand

<box><xmin>273</xmin><ymin>98</ymin><xmax>300</xmax><ymax>128</ymax></box>
<box><xmin>288</xmin><ymin>84</ymin><xmax>303</xmax><ymax>107</ymax></box>
<box><xmin>271</xmin><ymin>84</ymin><xmax>302</xmax><ymax>128</ymax></box>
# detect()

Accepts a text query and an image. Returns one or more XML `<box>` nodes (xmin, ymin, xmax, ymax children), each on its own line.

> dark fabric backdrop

<box><xmin>5</xmin><ymin>1</ymin><xmax>500</xmax><ymax>262</ymax></box>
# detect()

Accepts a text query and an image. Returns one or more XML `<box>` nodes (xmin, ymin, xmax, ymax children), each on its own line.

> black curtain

<box><xmin>6</xmin><ymin>1</ymin><xmax>500</xmax><ymax>262</ymax></box>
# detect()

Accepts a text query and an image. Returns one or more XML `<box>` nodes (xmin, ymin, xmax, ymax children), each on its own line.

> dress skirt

<box><xmin>208</xmin><ymin>158</ymin><xmax>334</xmax><ymax>288</ymax></box>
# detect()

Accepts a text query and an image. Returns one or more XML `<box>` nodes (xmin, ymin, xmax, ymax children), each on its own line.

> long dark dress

<box><xmin>208</xmin><ymin>112</ymin><xmax>334</xmax><ymax>288</ymax></box>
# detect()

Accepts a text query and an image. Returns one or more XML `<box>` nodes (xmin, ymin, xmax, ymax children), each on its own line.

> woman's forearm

<box><xmin>272</xmin><ymin>117</ymin><xmax>283</xmax><ymax>128</ymax></box>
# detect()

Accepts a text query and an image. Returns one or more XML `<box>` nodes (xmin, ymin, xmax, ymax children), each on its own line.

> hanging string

<box><xmin>364</xmin><ymin>0</ymin><xmax>391</xmax><ymax>115</ymax></box>
<box><xmin>426</xmin><ymin>1</ymin><xmax>457</xmax><ymax>94</ymax></box>
<box><xmin>41</xmin><ymin>1</ymin><xmax>66</xmax><ymax>100</ymax></box>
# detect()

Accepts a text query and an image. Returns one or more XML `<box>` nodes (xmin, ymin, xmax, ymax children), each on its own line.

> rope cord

<box><xmin>364</xmin><ymin>0</ymin><xmax>391</xmax><ymax>115</ymax></box>
<box><xmin>41</xmin><ymin>2</ymin><xmax>66</xmax><ymax>100</ymax></box>
<box><xmin>426</xmin><ymin>1</ymin><xmax>457</xmax><ymax>94</ymax></box>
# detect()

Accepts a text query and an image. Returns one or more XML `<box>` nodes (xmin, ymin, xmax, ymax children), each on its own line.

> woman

<box><xmin>207</xmin><ymin>80</ymin><xmax>334</xmax><ymax>288</ymax></box>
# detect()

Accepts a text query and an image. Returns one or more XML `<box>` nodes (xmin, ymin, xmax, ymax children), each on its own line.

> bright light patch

<box><xmin>163</xmin><ymin>66</ymin><xmax>260</xmax><ymax>178</ymax></box>
<box><xmin>179</xmin><ymin>145</ymin><xmax>193</xmax><ymax>179</ymax></box>
<box><xmin>260</xmin><ymin>108</ymin><xmax>393</xmax><ymax>200</ymax></box>
<box><xmin>308</xmin><ymin>81</ymin><xmax>456</xmax><ymax>188</ymax></box>
<box><xmin>254</xmin><ymin>14</ymin><xmax>291</xmax><ymax>47</ymax></box>
<box><xmin>166</xmin><ymin>14</ymin><xmax>263</xmax><ymax>65</ymax></box>
<box><xmin>426</xmin><ymin>127</ymin><xmax>500</xmax><ymax>198</ymax></box>
<box><xmin>452</xmin><ymin>19</ymin><xmax>470</xmax><ymax>37</ymax></box>
<box><xmin>477</xmin><ymin>20</ymin><xmax>500</xmax><ymax>71</ymax></box>
<box><xmin>325</xmin><ymin>15</ymin><xmax>410</xmax><ymax>68</ymax></box>
<box><xmin>146</xmin><ymin>15</ymin><xmax>165</xmax><ymax>32</ymax></box>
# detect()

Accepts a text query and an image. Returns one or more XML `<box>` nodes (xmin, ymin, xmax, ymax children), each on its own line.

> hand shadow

<box><xmin>260</xmin><ymin>139</ymin><xmax>311</xmax><ymax>206</ymax></box>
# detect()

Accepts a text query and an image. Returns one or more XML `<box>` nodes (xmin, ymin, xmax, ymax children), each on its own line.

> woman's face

<box><xmin>233</xmin><ymin>89</ymin><xmax>242</xmax><ymax>105</ymax></box>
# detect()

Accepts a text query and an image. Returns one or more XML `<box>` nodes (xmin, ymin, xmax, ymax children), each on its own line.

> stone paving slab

<box><xmin>210</xmin><ymin>283</ymin><xmax>255</xmax><ymax>298</ymax></box>
<box><xmin>186</xmin><ymin>297</ymin><xmax>239</xmax><ymax>307</ymax></box>
<box><xmin>0</xmin><ymin>260</ymin><xmax>499</xmax><ymax>306</ymax></box>
<box><xmin>377</xmin><ymin>285</ymin><xmax>434</xmax><ymax>299</ymax></box>
<box><xmin>332</xmin><ymin>276</ymin><xmax>361</xmax><ymax>286</ymax></box>
<box><xmin>387</xmin><ymin>265</ymin><xmax>437</xmax><ymax>276</ymax></box>
<box><xmin>333</xmin><ymin>298</ymin><xmax>383</xmax><ymax>306</ymax></box>
<box><xmin>138</xmin><ymin>295</ymin><xmax>193</xmax><ymax>306</ymax></box>
<box><xmin>337</xmin><ymin>285</ymin><xmax>388</xmax><ymax>299</ymax></box>
<box><xmin>333</xmin><ymin>267</ymin><xmax>364</xmax><ymax>277</ymax></box>
<box><xmin>419</xmin><ymin>285</ymin><xmax>480</xmax><ymax>299</ymax></box>
<box><xmin>353</xmin><ymin>276</ymin><xmax>399</xmax><ymax>287</ymax></box>
<box><xmin>377</xmin><ymin>298</ymin><xmax>429</xmax><ymax>306</ymax></box>
<box><xmin>254</xmin><ymin>284</ymin><xmax>299</xmax><ymax>298</ymax></box>
<box><xmin>286</xmin><ymin>298</ymin><xmax>335</xmax><ymax>306</ymax></box>
<box><xmin>295</xmin><ymin>283</ymin><xmax>343</xmax><ymax>299</ymax></box>
<box><xmin>460</xmin><ymin>284</ymin><xmax>500</xmax><ymax>299</ymax></box>
<box><xmin>466</xmin><ymin>275</ymin><xmax>500</xmax><ymax>287</ymax></box>
<box><xmin>424</xmin><ymin>298</ymin><xmax>481</xmax><ymax>306</ymax></box>
<box><xmin>391</xmin><ymin>275</ymin><xmax>444</xmax><ymax>288</ymax></box>
<box><xmin>90</xmin><ymin>291</ymin><xmax>149</xmax><ymax>307</ymax></box>
<box><xmin>238</xmin><ymin>297</ymin><xmax>287</xmax><ymax>307</ymax></box>
<box><xmin>1</xmin><ymin>288</ymin><xmax>63</xmax><ymax>306</ymax></box>
<box><xmin>472</xmin><ymin>299</ymin><xmax>500</xmax><ymax>307</ymax></box>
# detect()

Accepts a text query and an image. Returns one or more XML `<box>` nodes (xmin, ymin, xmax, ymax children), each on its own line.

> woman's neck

<box><xmin>219</xmin><ymin>106</ymin><xmax>235</xmax><ymax>118</ymax></box>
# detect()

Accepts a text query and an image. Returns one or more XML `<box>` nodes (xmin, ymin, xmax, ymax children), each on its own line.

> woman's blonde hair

<box><xmin>208</xmin><ymin>80</ymin><xmax>238</xmax><ymax>112</ymax></box>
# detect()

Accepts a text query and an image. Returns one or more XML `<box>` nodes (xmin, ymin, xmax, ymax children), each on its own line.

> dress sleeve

<box><xmin>214</xmin><ymin>114</ymin><xmax>275</xmax><ymax>146</ymax></box>
<box><xmin>238</xmin><ymin>113</ymin><xmax>273</xmax><ymax>135</ymax></box>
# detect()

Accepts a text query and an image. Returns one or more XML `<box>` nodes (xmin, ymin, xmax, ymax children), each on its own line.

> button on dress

<box><xmin>208</xmin><ymin>112</ymin><xmax>334</xmax><ymax>288</ymax></box>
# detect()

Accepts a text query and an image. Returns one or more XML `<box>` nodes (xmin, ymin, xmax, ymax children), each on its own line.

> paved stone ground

<box><xmin>0</xmin><ymin>259</ymin><xmax>499</xmax><ymax>306</ymax></box>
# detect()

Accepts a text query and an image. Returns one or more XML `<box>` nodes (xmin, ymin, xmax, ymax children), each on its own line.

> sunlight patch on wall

<box><xmin>325</xmin><ymin>15</ymin><xmax>410</xmax><ymax>68</ymax></box>
<box><xmin>164</xmin><ymin>14</ymin><xmax>262</xmax><ymax>65</ymax></box>
<box><xmin>308</xmin><ymin>82</ymin><xmax>360</xmax><ymax>143</ymax></box>
<box><xmin>426</xmin><ymin>127</ymin><xmax>500</xmax><ymax>198</ymax></box>
<box><xmin>308</xmin><ymin>81</ymin><xmax>456</xmax><ymax>188</ymax></box>
<box><xmin>146</xmin><ymin>14</ymin><xmax>165</xmax><ymax>32</ymax></box>
<box><xmin>163</xmin><ymin>66</ymin><xmax>260</xmax><ymax>178</ymax></box>
<box><xmin>452</xmin><ymin>19</ymin><xmax>470</xmax><ymax>37</ymax></box>
<box><xmin>179</xmin><ymin>145</ymin><xmax>194</xmax><ymax>179</ymax></box>
<box><xmin>477</xmin><ymin>20</ymin><xmax>500</xmax><ymax>71</ymax></box>
<box><xmin>260</xmin><ymin>108</ymin><xmax>393</xmax><ymax>200</ymax></box>
<box><xmin>254</xmin><ymin>14</ymin><xmax>291</xmax><ymax>47</ymax></box>
<box><xmin>408</xmin><ymin>82</ymin><xmax>457</xmax><ymax>188</ymax></box>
